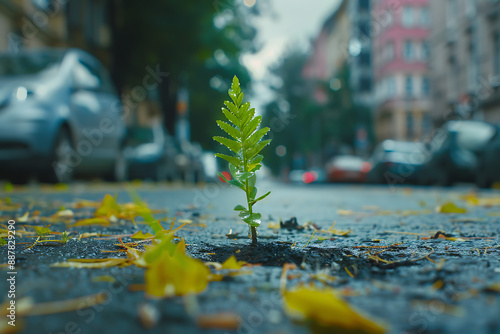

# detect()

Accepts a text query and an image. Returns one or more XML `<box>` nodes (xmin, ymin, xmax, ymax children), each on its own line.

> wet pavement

<box><xmin>0</xmin><ymin>181</ymin><xmax>499</xmax><ymax>334</ymax></box>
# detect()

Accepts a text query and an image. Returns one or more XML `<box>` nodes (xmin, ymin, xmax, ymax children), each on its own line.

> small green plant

<box><xmin>213</xmin><ymin>76</ymin><xmax>271</xmax><ymax>244</ymax></box>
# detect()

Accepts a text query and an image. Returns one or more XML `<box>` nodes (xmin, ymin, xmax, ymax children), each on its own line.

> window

<box><xmin>405</xmin><ymin>76</ymin><xmax>413</xmax><ymax>96</ymax></box>
<box><xmin>495</xmin><ymin>32</ymin><xmax>500</xmax><ymax>76</ymax></box>
<box><xmin>446</xmin><ymin>0</ymin><xmax>458</xmax><ymax>29</ymax></box>
<box><xmin>384</xmin><ymin>42</ymin><xmax>394</xmax><ymax>62</ymax></box>
<box><xmin>406</xmin><ymin>112</ymin><xmax>414</xmax><ymax>139</ymax></box>
<box><xmin>404</xmin><ymin>41</ymin><xmax>414</xmax><ymax>60</ymax></box>
<box><xmin>422</xmin><ymin>114</ymin><xmax>432</xmax><ymax>135</ymax></box>
<box><xmin>421</xmin><ymin>41</ymin><xmax>430</xmax><ymax>60</ymax></box>
<box><xmin>420</xmin><ymin>7</ymin><xmax>430</xmax><ymax>26</ymax></box>
<box><xmin>402</xmin><ymin>7</ymin><xmax>414</xmax><ymax>27</ymax></box>
<box><xmin>465</xmin><ymin>0</ymin><xmax>476</xmax><ymax>18</ymax></box>
<box><xmin>468</xmin><ymin>40</ymin><xmax>478</xmax><ymax>90</ymax></box>
<box><xmin>388</xmin><ymin>77</ymin><xmax>396</xmax><ymax>96</ymax></box>
<box><xmin>72</xmin><ymin>61</ymin><xmax>101</xmax><ymax>90</ymax></box>
<box><xmin>422</xmin><ymin>77</ymin><xmax>430</xmax><ymax>96</ymax></box>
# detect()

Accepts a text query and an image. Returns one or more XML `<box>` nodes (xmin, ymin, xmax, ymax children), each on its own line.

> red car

<box><xmin>326</xmin><ymin>155</ymin><xmax>370</xmax><ymax>183</ymax></box>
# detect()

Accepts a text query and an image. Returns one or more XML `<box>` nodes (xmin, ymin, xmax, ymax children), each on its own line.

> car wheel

<box><xmin>40</xmin><ymin>128</ymin><xmax>73</xmax><ymax>183</ymax></box>
<box><xmin>113</xmin><ymin>147</ymin><xmax>128</xmax><ymax>182</ymax></box>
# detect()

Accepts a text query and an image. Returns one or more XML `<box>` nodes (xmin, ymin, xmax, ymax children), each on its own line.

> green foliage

<box><xmin>113</xmin><ymin>1</ymin><xmax>258</xmax><ymax>149</ymax></box>
<box><xmin>213</xmin><ymin>76</ymin><xmax>271</xmax><ymax>242</ymax></box>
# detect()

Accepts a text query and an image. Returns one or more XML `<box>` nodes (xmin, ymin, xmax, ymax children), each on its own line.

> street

<box><xmin>0</xmin><ymin>181</ymin><xmax>499</xmax><ymax>334</ymax></box>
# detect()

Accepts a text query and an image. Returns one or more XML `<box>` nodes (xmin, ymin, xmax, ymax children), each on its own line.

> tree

<box><xmin>110</xmin><ymin>0</ymin><xmax>258</xmax><ymax>148</ymax></box>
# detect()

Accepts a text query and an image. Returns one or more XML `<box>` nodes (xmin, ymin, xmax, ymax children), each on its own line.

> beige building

<box><xmin>429</xmin><ymin>0</ymin><xmax>500</xmax><ymax>125</ymax></box>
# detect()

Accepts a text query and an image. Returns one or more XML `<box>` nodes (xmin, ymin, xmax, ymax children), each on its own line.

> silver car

<box><xmin>0</xmin><ymin>48</ymin><xmax>127</xmax><ymax>183</ymax></box>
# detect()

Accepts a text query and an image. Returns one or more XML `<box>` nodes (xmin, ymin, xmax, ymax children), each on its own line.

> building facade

<box><xmin>371</xmin><ymin>0</ymin><xmax>432</xmax><ymax>141</ymax></box>
<box><xmin>347</xmin><ymin>0</ymin><xmax>373</xmax><ymax>108</ymax></box>
<box><xmin>429</xmin><ymin>0</ymin><xmax>500</xmax><ymax>124</ymax></box>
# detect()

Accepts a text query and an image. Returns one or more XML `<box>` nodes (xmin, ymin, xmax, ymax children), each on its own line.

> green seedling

<box><xmin>213</xmin><ymin>76</ymin><xmax>271</xmax><ymax>244</ymax></box>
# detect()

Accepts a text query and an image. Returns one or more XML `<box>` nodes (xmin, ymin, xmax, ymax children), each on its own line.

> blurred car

<box><xmin>200</xmin><ymin>151</ymin><xmax>219</xmax><ymax>182</ymax></box>
<box><xmin>0</xmin><ymin>48</ymin><xmax>126</xmax><ymax>183</ymax></box>
<box><xmin>175</xmin><ymin>140</ymin><xmax>205</xmax><ymax>183</ymax></box>
<box><xmin>367</xmin><ymin>140</ymin><xmax>429</xmax><ymax>184</ymax></box>
<box><xmin>124</xmin><ymin>124</ymin><xmax>176</xmax><ymax>181</ymax></box>
<box><xmin>418</xmin><ymin>121</ymin><xmax>496</xmax><ymax>186</ymax></box>
<box><xmin>289</xmin><ymin>168</ymin><xmax>325</xmax><ymax>184</ymax></box>
<box><xmin>476</xmin><ymin>125</ymin><xmax>500</xmax><ymax>188</ymax></box>
<box><xmin>326</xmin><ymin>155</ymin><xmax>370</xmax><ymax>183</ymax></box>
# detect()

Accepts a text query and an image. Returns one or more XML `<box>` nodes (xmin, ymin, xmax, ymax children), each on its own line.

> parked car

<box><xmin>367</xmin><ymin>140</ymin><xmax>429</xmax><ymax>184</ymax></box>
<box><xmin>175</xmin><ymin>140</ymin><xmax>205</xmax><ymax>183</ymax></box>
<box><xmin>0</xmin><ymin>48</ymin><xmax>126</xmax><ymax>183</ymax></box>
<box><xmin>472</xmin><ymin>125</ymin><xmax>500</xmax><ymax>188</ymax></box>
<box><xmin>200</xmin><ymin>151</ymin><xmax>219</xmax><ymax>182</ymax></box>
<box><xmin>124</xmin><ymin>124</ymin><xmax>176</xmax><ymax>181</ymax></box>
<box><xmin>288</xmin><ymin>168</ymin><xmax>325</xmax><ymax>184</ymax></box>
<box><xmin>418</xmin><ymin>120</ymin><xmax>496</xmax><ymax>186</ymax></box>
<box><xmin>326</xmin><ymin>155</ymin><xmax>370</xmax><ymax>183</ymax></box>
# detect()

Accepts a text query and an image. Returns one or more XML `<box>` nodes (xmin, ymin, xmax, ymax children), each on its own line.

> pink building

<box><xmin>371</xmin><ymin>0</ymin><xmax>432</xmax><ymax>141</ymax></box>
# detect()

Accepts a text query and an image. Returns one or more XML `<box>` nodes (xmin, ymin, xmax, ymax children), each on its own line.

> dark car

<box><xmin>475</xmin><ymin>125</ymin><xmax>500</xmax><ymax>188</ymax></box>
<box><xmin>419</xmin><ymin>120</ymin><xmax>496</xmax><ymax>186</ymax></box>
<box><xmin>367</xmin><ymin>140</ymin><xmax>429</xmax><ymax>185</ymax></box>
<box><xmin>326</xmin><ymin>155</ymin><xmax>370</xmax><ymax>183</ymax></box>
<box><xmin>124</xmin><ymin>124</ymin><xmax>176</xmax><ymax>181</ymax></box>
<box><xmin>0</xmin><ymin>48</ymin><xmax>127</xmax><ymax>183</ymax></box>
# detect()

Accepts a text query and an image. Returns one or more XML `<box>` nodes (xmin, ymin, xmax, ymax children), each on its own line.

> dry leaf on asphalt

<box><xmin>436</xmin><ymin>202</ymin><xmax>467</xmax><ymax>214</ymax></box>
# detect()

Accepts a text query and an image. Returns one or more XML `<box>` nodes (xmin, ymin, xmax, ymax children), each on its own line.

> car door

<box><xmin>95</xmin><ymin>64</ymin><xmax>125</xmax><ymax>163</ymax></box>
<box><xmin>69</xmin><ymin>57</ymin><xmax>108</xmax><ymax>172</ymax></box>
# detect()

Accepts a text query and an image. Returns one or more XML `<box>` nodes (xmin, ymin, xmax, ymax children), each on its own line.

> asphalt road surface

<box><xmin>0</xmin><ymin>181</ymin><xmax>499</xmax><ymax>334</ymax></box>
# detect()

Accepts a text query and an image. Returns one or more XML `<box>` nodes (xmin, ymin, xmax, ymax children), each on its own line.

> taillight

<box><xmin>361</xmin><ymin>162</ymin><xmax>371</xmax><ymax>173</ymax></box>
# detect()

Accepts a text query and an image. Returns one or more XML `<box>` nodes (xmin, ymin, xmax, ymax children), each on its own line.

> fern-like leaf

<box><xmin>216</xmin><ymin>120</ymin><xmax>240</xmax><ymax>140</ymax></box>
<box><xmin>213</xmin><ymin>136</ymin><xmax>241</xmax><ymax>154</ymax></box>
<box><xmin>213</xmin><ymin>75</ymin><xmax>272</xmax><ymax>243</ymax></box>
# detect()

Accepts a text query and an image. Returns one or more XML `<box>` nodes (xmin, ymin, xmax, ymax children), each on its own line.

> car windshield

<box><xmin>0</xmin><ymin>51</ymin><xmax>64</xmax><ymax>76</ymax></box>
<box><xmin>334</xmin><ymin>156</ymin><xmax>363</xmax><ymax>168</ymax></box>
<box><xmin>454</xmin><ymin>122</ymin><xmax>495</xmax><ymax>150</ymax></box>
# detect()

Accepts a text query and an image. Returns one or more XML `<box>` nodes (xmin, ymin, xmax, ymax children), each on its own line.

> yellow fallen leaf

<box><xmin>436</xmin><ymin>202</ymin><xmax>467</xmax><ymax>214</ymax></box>
<box><xmin>283</xmin><ymin>286</ymin><xmax>386</xmax><ymax>333</ymax></box>
<box><xmin>131</xmin><ymin>231</ymin><xmax>154</xmax><ymax>240</ymax></box>
<box><xmin>52</xmin><ymin>209</ymin><xmax>74</xmax><ymax>218</ymax></box>
<box><xmin>73</xmin><ymin>199</ymin><xmax>102</xmax><ymax>208</ymax></box>
<box><xmin>337</xmin><ymin>209</ymin><xmax>354</xmax><ymax>216</ymax></box>
<box><xmin>267</xmin><ymin>222</ymin><xmax>281</xmax><ymax>229</ymax></box>
<box><xmin>51</xmin><ymin>258</ymin><xmax>129</xmax><ymax>268</ymax></box>
<box><xmin>95</xmin><ymin>194</ymin><xmax>121</xmax><ymax>218</ymax></box>
<box><xmin>318</xmin><ymin>222</ymin><xmax>351</xmax><ymax>236</ymax></box>
<box><xmin>221</xmin><ymin>255</ymin><xmax>247</xmax><ymax>270</ymax></box>
<box><xmin>145</xmin><ymin>245</ymin><xmax>209</xmax><ymax>297</ymax></box>
<box><xmin>78</xmin><ymin>232</ymin><xmax>110</xmax><ymax>239</ymax></box>
<box><xmin>24</xmin><ymin>293</ymin><xmax>107</xmax><ymax>316</ymax></box>
<box><xmin>69</xmin><ymin>217</ymin><xmax>110</xmax><ymax>228</ymax></box>
<box><xmin>17</xmin><ymin>212</ymin><xmax>29</xmax><ymax>222</ymax></box>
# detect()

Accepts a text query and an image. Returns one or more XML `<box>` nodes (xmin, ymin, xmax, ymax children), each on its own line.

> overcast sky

<box><xmin>241</xmin><ymin>0</ymin><xmax>342</xmax><ymax>109</ymax></box>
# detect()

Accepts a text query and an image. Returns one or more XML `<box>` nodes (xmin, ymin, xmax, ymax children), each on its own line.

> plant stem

<box><xmin>250</xmin><ymin>226</ymin><xmax>257</xmax><ymax>244</ymax></box>
<box><xmin>245</xmin><ymin>178</ymin><xmax>257</xmax><ymax>244</ymax></box>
